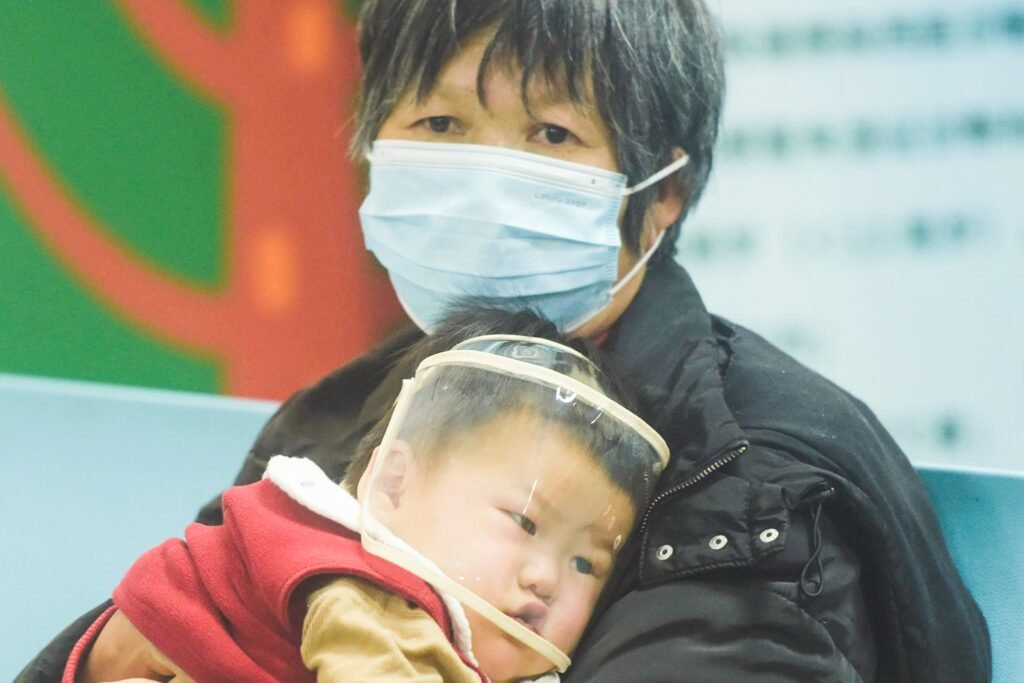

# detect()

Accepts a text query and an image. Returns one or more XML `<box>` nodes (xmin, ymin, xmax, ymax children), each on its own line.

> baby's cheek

<box><xmin>468</xmin><ymin>613</ymin><xmax>550</xmax><ymax>682</ymax></box>
<box><xmin>550</xmin><ymin>595</ymin><xmax>595</xmax><ymax>653</ymax></box>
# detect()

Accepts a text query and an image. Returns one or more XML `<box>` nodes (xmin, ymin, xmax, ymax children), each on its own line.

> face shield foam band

<box><xmin>359</xmin><ymin>336</ymin><xmax>668</xmax><ymax>675</ymax></box>
<box><xmin>417</xmin><ymin>351</ymin><xmax>668</xmax><ymax>468</ymax></box>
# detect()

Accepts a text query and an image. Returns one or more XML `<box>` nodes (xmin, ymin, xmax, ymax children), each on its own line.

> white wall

<box><xmin>683</xmin><ymin>0</ymin><xmax>1024</xmax><ymax>469</ymax></box>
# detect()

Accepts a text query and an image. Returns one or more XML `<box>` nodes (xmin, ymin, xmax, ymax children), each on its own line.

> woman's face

<box><xmin>373</xmin><ymin>31</ymin><xmax>664</xmax><ymax>338</ymax></box>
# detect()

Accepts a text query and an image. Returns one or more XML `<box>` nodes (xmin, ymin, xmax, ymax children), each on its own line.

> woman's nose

<box><xmin>466</xmin><ymin>126</ymin><xmax>520</xmax><ymax>150</ymax></box>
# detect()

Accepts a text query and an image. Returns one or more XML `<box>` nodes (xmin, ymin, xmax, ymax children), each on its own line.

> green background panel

<box><xmin>0</xmin><ymin>2</ymin><xmax>225</xmax><ymax>392</ymax></box>
<box><xmin>0</xmin><ymin>184</ymin><xmax>220</xmax><ymax>392</ymax></box>
<box><xmin>0</xmin><ymin>2</ymin><xmax>226</xmax><ymax>284</ymax></box>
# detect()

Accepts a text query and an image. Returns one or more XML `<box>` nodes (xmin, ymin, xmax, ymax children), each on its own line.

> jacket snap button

<box><xmin>656</xmin><ymin>544</ymin><xmax>674</xmax><ymax>560</ymax></box>
<box><xmin>759</xmin><ymin>528</ymin><xmax>780</xmax><ymax>543</ymax></box>
<box><xmin>709</xmin><ymin>534</ymin><xmax>728</xmax><ymax>550</ymax></box>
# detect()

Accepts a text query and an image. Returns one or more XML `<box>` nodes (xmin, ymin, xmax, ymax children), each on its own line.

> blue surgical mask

<box><xmin>359</xmin><ymin>140</ymin><xmax>689</xmax><ymax>333</ymax></box>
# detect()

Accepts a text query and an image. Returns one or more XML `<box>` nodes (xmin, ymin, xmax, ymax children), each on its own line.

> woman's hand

<box><xmin>80</xmin><ymin>610</ymin><xmax>184</xmax><ymax>682</ymax></box>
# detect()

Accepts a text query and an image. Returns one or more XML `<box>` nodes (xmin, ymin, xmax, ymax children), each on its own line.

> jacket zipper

<box><xmin>638</xmin><ymin>440</ymin><xmax>749</xmax><ymax>540</ymax></box>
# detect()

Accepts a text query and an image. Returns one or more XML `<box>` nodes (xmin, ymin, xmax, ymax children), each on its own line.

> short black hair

<box><xmin>342</xmin><ymin>305</ymin><xmax>654</xmax><ymax>509</ymax></box>
<box><xmin>353</xmin><ymin>0</ymin><xmax>726</xmax><ymax>263</ymax></box>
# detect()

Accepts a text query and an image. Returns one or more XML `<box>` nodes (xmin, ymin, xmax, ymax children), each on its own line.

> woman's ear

<box><xmin>357</xmin><ymin>440</ymin><xmax>417</xmax><ymax>510</ymax></box>
<box><xmin>647</xmin><ymin>147</ymin><xmax>688</xmax><ymax>247</ymax></box>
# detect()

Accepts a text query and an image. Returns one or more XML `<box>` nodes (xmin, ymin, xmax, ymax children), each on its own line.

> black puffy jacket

<box><xmin>563</xmin><ymin>261</ymin><xmax>990</xmax><ymax>682</ymax></box>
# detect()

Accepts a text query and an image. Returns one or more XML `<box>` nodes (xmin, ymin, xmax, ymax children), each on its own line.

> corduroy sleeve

<box><xmin>301</xmin><ymin>577</ymin><xmax>481</xmax><ymax>683</ymax></box>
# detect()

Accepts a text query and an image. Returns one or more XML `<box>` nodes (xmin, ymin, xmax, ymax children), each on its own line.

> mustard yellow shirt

<box><xmin>301</xmin><ymin>576</ymin><xmax>481</xmax><ymax>682</ymax></box>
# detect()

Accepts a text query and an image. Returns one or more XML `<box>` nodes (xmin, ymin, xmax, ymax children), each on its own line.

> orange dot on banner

<box><xmin>287</xmin><ymin>0</ymin><xmax>332</xmax><ymax>74</ymax></box>
<box><xmin>252</xmin><ymin>227</ymin><xmax>297</xmax><ymax>314</ymax></box>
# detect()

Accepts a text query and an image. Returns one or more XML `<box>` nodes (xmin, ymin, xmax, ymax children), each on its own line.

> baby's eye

<box><xmin>507</xmin><ymin>511</ymin><xmax>537</xmax><ymax>536</ymax></box>
<box><xmin>570</xmin><ymin>556</ymin><xmax>595</xmax><ymax>575</ymax></box>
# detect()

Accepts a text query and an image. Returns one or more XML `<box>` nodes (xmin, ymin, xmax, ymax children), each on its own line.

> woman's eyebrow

<box><xmin>427</xmin><ymin>63</ymin><xmax>484</xmax><ymax>99</ymax></box>
<box><xmin>524</xmin><ymin>81</ymin><xmax>599</xmax><ymax>110</ymax></box>
<box><xmin>521</xmin><ymin>86</ymin><xmax>604</xmax><ymax>126</ymax></box>
<box><xmin>412</xmin><ymin>83</ymin><xmax>462</xmax><ymax>106</ymax></box>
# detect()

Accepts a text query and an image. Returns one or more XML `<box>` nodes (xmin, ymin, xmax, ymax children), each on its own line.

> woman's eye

<box><xmin>541</xmin><ymin>124</ymin><xmax>570</xmax><ymax>144</ymax></box>
<box><xmin>508</xmin><ymin>512</ymin><xmax>537</xmax><ymax>536</ymax></box>
<box><xmin>570</xmin><ymin>556</ymin><xmax>595</xmax><ymax>575</ymax></box>
<box><xmin>422</xmin><ymin>116</ymin><xmax>453</xmax><ymax>134</ymax></box>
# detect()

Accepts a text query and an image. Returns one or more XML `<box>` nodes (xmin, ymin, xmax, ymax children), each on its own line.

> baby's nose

<box><xmin>519</xmin><ymin>553</ymin><xmax>560</xmax><ymax>602</ymax></box>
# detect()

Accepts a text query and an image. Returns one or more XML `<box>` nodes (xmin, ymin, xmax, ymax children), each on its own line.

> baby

<box><xmin>70</xmin><ymin>310</ymin><xmax>667</xmax><ymax>683</ymax></box>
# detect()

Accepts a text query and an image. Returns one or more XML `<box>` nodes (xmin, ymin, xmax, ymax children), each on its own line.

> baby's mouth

<box><xmin>508</xmin><ymin>602</ymin><xmax>547</xmax><ymax>635</ymax></box>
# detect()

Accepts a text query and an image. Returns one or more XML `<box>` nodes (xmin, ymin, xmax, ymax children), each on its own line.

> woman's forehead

<box><xmin>408</xmin><ymin>24</ymin><xmax>598</xmax><ymax>110</ymax></box>
<box><xmin>411</xmin><ymin>59</ymin><xmax>600</xmax><ymax>122</ymax></box>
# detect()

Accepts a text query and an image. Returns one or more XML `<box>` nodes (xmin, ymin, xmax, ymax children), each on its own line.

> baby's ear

<box><xmin>357</xmin><ymin>440</ymin><xmax>416</xmax><ymax>510</ymax></box>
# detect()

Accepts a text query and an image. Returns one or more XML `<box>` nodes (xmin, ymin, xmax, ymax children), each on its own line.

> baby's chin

<box><xmin>469</xmin><ymin>615</ymin><xmax>557</xmax><ymax>683</ymax></box>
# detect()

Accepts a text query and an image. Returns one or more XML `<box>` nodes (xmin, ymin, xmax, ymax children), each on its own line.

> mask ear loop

<box><xmin>622</xmin><ymin>153</ymin><xmax>690</xmax><ymax>196</ymax></box>
<box><xmin>608</xmin><ymin>228</ymin><xmax>666</xmax><ymax>298</ymax></box>
<box><xmin>563</xmin><ymin>225</ymin><xmax>667</xmax><ymax>333</ymax></box>
<box><xmin>607</xmin><ymin>153</ymin><xmax>690</xmax><ymax>298</ymax></box>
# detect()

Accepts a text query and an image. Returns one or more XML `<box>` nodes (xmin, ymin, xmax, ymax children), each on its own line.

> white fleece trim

<box><xmin>264</xmin><ymin>455</ymin><xmax>362</xmax><ymax>527</ymax></box>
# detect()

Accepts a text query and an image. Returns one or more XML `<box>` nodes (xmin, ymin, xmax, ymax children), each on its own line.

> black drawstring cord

<box><xmin>797</xmin><ymin>484</ymin><xmax>835</xmax><ymax>599</ymax></box>
<box><xmin>800</xmin><ymin>499</ymin><xmax>827</xmax><ymax>597</ymax></box>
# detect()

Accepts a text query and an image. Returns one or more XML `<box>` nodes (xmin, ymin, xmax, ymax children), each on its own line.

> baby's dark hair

<box><xmin>342</xmin><ymin>305</ymin><xmax>656</xmax><ymax>511</ymax></box>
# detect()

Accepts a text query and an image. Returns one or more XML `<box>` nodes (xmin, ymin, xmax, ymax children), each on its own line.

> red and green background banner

<box><xmin>0</xmin><ymin>0</ymin><xmax>405</xmax><ymax>401</ymax></box>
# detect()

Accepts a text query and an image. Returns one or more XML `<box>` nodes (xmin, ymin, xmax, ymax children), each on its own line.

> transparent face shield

<box><xmin>358</xmin><ymin>335</ymin><xmax>669</xmax><ymax>674</ymax></box>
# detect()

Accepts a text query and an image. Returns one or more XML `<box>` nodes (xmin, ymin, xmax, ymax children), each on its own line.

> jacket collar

<box><xmin>605</xmin><ymin>260</ymin><xmax>747</xmax><ymax>483</ymax></box>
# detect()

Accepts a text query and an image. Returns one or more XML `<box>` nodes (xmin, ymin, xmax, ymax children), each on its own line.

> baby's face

<box><xmin>387</xmin><ymin>411</ymin><xmax>636</xmax><ymax>682</ymax></box>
